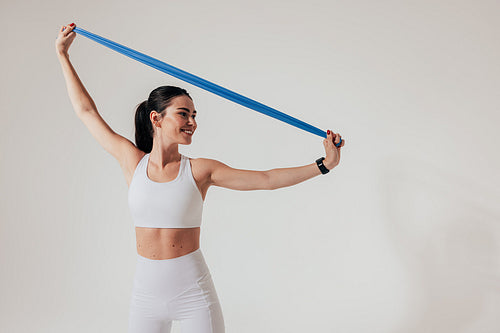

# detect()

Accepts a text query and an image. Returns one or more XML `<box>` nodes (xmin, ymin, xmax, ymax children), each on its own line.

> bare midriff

<box><xmin>135</xmin><ymin>227</ymin><xmax>201</xmax><ymax>260</ymax></box>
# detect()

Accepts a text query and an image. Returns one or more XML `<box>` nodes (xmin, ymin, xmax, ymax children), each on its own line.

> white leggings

<box><xmin>128</xmin><ymin>248</ymin><xmax>225</xmax><ymax>333</ymax></box>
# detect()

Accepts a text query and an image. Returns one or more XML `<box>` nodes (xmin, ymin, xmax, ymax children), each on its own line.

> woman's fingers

<box><xmin>331</xmin><ymin>131</ymin><xmax>340</xmax><ymax>145</ymax></box>
<box><xmin>58</xmin><ymin>25</ymin><xmax>66</xmax><ymax>37</ymax></box>
<box><xmin>324</xmin><ymin>129</ymin><xmax>344</xmax><ymax>148</ymax></box>
<box><xmin>65</xmin><ymin>24</ymin><xmax>75</xmax><ymax>36</ymax></box>
<box><xmin>56</xmin><ymin>23</ymin><xmax>76</xmax><ymax>53</ymax></box>
<box><xmin>324</xmin><ymin>130</ymin><xmax>332</xmax><ymax>147</ymax></box>
<box><xmin>60</xmin><ymin>23</ymin><xmax>75</xmax><ymax>36</ymax></box>
<box><xmin>326</xmin><ymin>130</ymin><xmax>344</xmax><ymax>147</ymax></box>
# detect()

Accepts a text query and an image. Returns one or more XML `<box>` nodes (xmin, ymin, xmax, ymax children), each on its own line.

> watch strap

<box><xmin>316</xmin><ymin>157</ymin><xmax>330</xmax><ymax>174</ymax></box>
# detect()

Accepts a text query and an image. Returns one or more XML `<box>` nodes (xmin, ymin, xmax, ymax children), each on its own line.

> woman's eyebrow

<box><xmin>177</xmin><ymin>107</ymin><xmax>197</xmax><ymax>114</ymax></box>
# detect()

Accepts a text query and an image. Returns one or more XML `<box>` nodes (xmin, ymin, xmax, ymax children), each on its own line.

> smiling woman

<box><xmin>55</xmin><ymin>22</ymin><xmax>344</xmax><ymax>333</ymax></box>
<box><xmin>134</xmin><ymin>86</ymin><xmax>196</xmax><ymax>153</ymax></box>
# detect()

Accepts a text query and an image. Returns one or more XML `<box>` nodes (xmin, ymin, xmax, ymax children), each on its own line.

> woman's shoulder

<box><xmin>185</xmin><ymin>157</ymin><xmax>220</xmax><ymax>186</ymax></box>
<box><xmin>185</xmin><ymin>156</ymin><xmax>228</xmax><ymax>177</ymax></box>
<box><xmin>186</xmin><ymin>156</ymin><xmax>218</xmax><ymax>169</ymax></box>
<box><xmin>186</xmin><ymin>156</ymin><xmax>227</xmax><ymax>166</ymax></box>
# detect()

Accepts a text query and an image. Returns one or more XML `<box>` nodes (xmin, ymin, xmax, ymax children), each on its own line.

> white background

<box><xmin>1</xmin><ymin>0</ymin><xmax>499</xmax><ymax>332</ymax></box>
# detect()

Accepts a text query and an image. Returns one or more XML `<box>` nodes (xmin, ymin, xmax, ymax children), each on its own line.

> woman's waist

<box><xmin>133</xmin><ymin>248</ymin><xmax>209</xmax><ymax>290</ymax></box>
<box><xmin>135</xmin><ymin>227</ymin><xmax>200</xmax><ymax>260</ymax></box>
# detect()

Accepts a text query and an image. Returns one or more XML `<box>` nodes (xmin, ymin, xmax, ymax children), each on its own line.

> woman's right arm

<box><xmin>55</xmin><ymin>23</ymin><xmax>143</xmax><ymax>178</ymax></box>
<box><xmin>55</xmin><ymin>23</ymin><xmax>97</xmax><ymax>114</ymax></box>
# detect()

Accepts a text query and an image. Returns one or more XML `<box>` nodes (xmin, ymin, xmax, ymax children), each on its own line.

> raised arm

<box><xmin>56</xmin><ymin>23</ymin><xmax>98</xmax><ymax>114</ymax></box>
<box><xmin>55</xmin><ymin>23</ymin><xmax>140</xmax><ymax>168</ymax></box>
<box><xmin>208</xmin><ymin>131</ymin><xmax>344</xmax><ymax>191</ymax></box>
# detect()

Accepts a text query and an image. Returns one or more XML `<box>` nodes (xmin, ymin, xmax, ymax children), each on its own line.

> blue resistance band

<box><xmin>73</xmin><ymin>26</ymin><xmax>342</xmax><ymax>147</ymax></box>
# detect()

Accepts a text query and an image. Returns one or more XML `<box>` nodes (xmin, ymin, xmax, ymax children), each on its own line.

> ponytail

<box><xmin>134</xmin><ymin>100</ymin><xmax>154</xmax><ymax>153</ymax></box>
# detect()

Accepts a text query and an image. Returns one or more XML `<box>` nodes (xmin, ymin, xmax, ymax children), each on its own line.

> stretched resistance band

<box><xmin>73</xmin><ymin>26</ymin><xmax>342</xmax><ymax>146</ymax></box>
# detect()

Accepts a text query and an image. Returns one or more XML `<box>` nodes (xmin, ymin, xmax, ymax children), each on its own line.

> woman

<box><xmin>55</xmin><ymin>23</ymin><xmax>344</xmax><ymax>333</ymax></box>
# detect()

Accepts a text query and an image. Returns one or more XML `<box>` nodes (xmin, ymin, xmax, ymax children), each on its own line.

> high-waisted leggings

<box><xmin>128</xmin><ymin>248</ymin><xmax>225</xmax><ymax>333</ymax></box>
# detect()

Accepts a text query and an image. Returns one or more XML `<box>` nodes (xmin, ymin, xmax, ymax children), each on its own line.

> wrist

<box><xmin>316</xmin><ymin>157</ymin><xmax>330</xmax><ymax>174</ymax></box>
<box><xmin>323</xmin><ymin>159</ymin><xmax>337</xmax><ymax>170</ymax></box>
<box><xmin>57</xmin><ymin>50</ymin><xmax>69</xmax><ymax>59</ymax></box>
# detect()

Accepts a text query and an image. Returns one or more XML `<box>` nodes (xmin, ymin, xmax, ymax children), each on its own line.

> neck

<box><xmin>150</xmin><ymin>140</ymin><xmax>181</xmax><ymax>168</ymax></box>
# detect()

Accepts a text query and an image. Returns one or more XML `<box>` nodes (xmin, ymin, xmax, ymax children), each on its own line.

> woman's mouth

<box><xmin>181</xmin><ymin>129</ymin><xmax>193</xmax><ymax>136</ymax></box>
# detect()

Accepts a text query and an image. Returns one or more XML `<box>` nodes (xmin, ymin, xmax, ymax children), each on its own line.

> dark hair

<box><xmin>135</xmin><ymin>86</ymin><xmax>192</xmax><ymax>153</ymax></box>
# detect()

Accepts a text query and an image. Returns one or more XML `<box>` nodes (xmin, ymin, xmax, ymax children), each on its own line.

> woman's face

<box><xmin>152</xmin><ymin>95</ymin><xmax>197</xmax><ymax>145</ymax></box>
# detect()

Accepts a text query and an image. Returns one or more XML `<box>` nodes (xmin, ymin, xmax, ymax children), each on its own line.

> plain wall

<box><xmin>1</xmin><ymin>0</ymin><xmax>499</xmax><ymax>332</ymax></box>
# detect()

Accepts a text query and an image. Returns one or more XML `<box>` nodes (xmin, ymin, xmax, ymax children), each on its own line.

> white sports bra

<box><xmin>128</xmin><ymin>153</ymin><xmax>204</xmax><ymax>228</ymax></box>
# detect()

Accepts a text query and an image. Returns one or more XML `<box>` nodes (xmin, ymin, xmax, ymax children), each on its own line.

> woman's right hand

<box><xmin>55</xmin><ymin>23</ymin><xmax>77</xmax><ymax>56</ymax></box>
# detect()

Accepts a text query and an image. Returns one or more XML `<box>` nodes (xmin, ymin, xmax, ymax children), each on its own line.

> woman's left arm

<box><xmin>207</xmin><ymin>131</ymin><xmax>344</xmax><ymax>191</ymax></box>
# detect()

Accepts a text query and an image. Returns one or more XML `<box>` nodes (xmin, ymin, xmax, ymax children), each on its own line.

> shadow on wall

<box><xmin>380</xmin><ymin>154</ymin><xmax>500</xmax><ymax>333</ymax></box>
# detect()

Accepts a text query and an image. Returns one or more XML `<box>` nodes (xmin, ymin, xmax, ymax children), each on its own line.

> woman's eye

<box><xmin>179</xmin><ymin>112</ymin><xmax>195</xmax><ymax>119</ymax></box>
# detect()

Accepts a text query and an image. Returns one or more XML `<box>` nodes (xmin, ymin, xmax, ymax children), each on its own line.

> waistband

<box><xmin>135</xmin><ymin>248</ymin><xmax>208</xmax><ymax>280</ymax></box>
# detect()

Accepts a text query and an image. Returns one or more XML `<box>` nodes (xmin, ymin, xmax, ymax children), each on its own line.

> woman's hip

<box><xmin>132</xmin><ymin>248</ymin><xmax>209</xmax><ymax>300</ymax></box>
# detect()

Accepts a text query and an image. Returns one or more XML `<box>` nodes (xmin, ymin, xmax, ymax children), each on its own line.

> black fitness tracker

<box><xmin>316</xmin><ymin>157</ymin><xmax>330</xmax><ymax>174</ymax></box>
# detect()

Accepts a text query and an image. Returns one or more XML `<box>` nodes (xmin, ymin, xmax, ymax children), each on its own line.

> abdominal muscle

<box><xmin>135</xmin><ymin>226</ymin><xmax>201</xmax><ymax>260</ymax></box>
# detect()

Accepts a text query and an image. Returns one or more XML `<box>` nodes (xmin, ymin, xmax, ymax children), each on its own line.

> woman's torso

<box><xmin>135</xmin><ymin>226</ymin><xmax>201</xmax><ymax>259</ymax></box>
<box><xmin>125</xmin><ymin>151</ymin><xmax>211</xmax><ymax>260</ymax></box>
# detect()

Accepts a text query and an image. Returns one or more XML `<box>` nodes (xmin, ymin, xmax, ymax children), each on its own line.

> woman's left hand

<box><xmin>323</xmin><ymin>130</ymin><xmax>345</xmax><ymax>170</ymax></box>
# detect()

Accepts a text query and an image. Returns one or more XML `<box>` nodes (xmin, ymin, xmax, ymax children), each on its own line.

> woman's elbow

<box><xmin>262</xmin><ymin>170</ymin><xmax>277</xmax><ymax>191</ymax></box>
